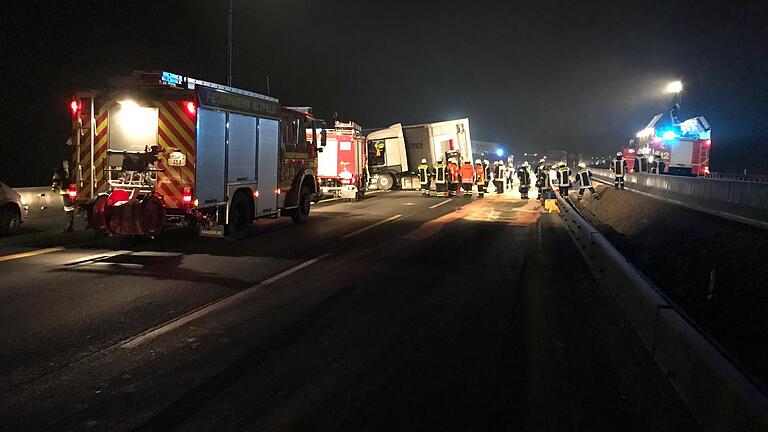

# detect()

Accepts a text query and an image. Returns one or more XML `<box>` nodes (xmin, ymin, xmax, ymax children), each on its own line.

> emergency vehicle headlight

<box><xmin>339</xmin><ymin>170</ymin><xmax>353</xmax><ymax>180</ymax></box>
<box><xmin>20</xmin><ymin>196</ymin><xmax>27</xmax><ymax>206</ymax></box>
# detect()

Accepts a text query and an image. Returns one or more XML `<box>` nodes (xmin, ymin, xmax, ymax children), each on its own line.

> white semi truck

<box><xmin>366</xmin><ymin>118</ymin><xmax>472</xmax><ymax>190</ymax></box>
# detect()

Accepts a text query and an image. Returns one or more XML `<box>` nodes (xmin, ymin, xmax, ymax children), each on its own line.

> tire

<box><xmin>227</xmin><ymin>192</ymin><xmax>251</xmax><ymax>238</ymax></box>
<box><xmin>377</xmin><ymin>173</ymin><xmax>394</xmax><ymax>191</ymax></box>
<box><xmin>0</xmin><ymin>206</ymin><xmax>21</xmax><ymax>236</ymax></box>
<box><xmin>291</xmin><ymin>186</ymin><xmax>311</xmax><ymax>224</ymax></box>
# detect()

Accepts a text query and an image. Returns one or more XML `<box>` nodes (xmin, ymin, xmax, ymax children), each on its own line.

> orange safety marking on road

<box><xmin>402</xmin><ymin>195</ymin><xmax>543</xmax><ymax>240</ymax></box>
<box><xmin>0</xmin><ymin>247</ymin><xmax>64</xmax><ymax>263</ymax></box>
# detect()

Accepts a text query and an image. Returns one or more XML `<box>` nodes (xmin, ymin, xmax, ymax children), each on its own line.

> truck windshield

<box><xmin>368</xmin><ymin>139</ymin><xmax>386</xmax><ymax>166</ymax></box>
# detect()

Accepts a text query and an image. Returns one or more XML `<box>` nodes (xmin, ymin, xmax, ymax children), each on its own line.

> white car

<box><xmin>0</xmin><ymin>182</ymin><xmax>29</xmax><ymax>236</ymax></box>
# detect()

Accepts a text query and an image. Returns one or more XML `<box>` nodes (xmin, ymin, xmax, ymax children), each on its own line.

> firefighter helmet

<box><xmin>616</xmin><ymin>152</ymin><xmax>623</xmax><ymax>157</ymax></box>
<box><xmin>578</xmin><ymin>162</ymin><xmax>586</xmax><ymax>169</ymax></box>
<box><xmin>421</xmin><ymin>158</ymin><xmax>427</xmax><ymax>164</ymax></box>
<box><xmin>475</xmin><ymin>159</ymin><xmax>481</xmax><ymax>164</ymax></box>
<box><xmin>522</xmin><ymin>161</ymin><xmax>529</xmax><ymax>167</ymax></box>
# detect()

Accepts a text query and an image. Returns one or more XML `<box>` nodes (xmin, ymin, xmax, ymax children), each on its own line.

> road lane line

<box><xmin>121</xmin><ymin>253</ymin><xmax>332</xmax><ymax>349</ymax></box>
<box><xmin>340</xmin><ymin>214</ymin><xmax>402</xmax><ymax>239</ymax></box>
<box><xmin>0</xmin><ymin>247</ymin><xmax>64</xmax><ymax>263</ymax></box>
<box><xmin>429</xmin><ymin>199</ymin><xmax>453</xmax><ymax>209</ymax></box>
<box><xmin>63</xmin><ymin>250</ymin><xmax>132</xmax><ymax>267</ymax></box>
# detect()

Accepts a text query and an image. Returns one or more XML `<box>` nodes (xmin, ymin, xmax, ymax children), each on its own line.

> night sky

<box><xmin>2</xmin><ymin>1</ymin><xmax>767</xmax><ymax>186</ymax></box>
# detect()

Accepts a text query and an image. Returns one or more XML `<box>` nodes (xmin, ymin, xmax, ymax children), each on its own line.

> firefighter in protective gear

<box><xmin>536</xmin><ymin>164</ymin><xmax>554</xmax><ymax>200</ymax></box>
<box><xmin>635</xmin><ymin>155</ymin><xmax>649</xmax><ymax>173</ymax></box>
<box><xmin>433</xmin><ymin>160</ymin><xmax>448</xmax><ymax>197</ymax></box>
<box><xmin>51</xmin><ymin>160</ymin><xmax>75</xmax><ymax>233</ymax></box>
<box><xmin>517</xmin><ymin>162</ymin><xmax>531</xmax><ymax>199</ymax></box>
<box><xmin>494</xmin><ymin>160</ymin><xmax>506</xmax><ymax>193</ymax></box>
<box><xmin>575</xmin><ymin>162</ymin><xmax>599</xmax><ymax>200</ymax></box>
<box><xmin>446</xmin><ymin>158</ymin><xmax>460</xmax><ymax>197</ymax></box>
<box><xmin>612</xmin><ymin>152</ymin><xmax>628</xmax><ymax>189</ymax></box>
<box><xmin>483</xmin><ymin>160</ymin><xmax>491</xmax><ymax>192</ymax></box>
<box><xmin>651</xmin><ymin>153</ymin><xmax>666</xmax><ymax>174</ymax></box>
<box><xmin>475</xmin><ymin>159</ymin><xmax>486</xmax><ymax>198</ymax></box>
<box><xmin>556</xmin><ymin>162</ymin><xmax>573</xmax><ymax>195</ymax></box>
<box><xmin>417</xmin><ymin>158</ymin><xmax>431</xmax><ymax>197</ymax></box>
<box><xmin>535</xmin><ymin>158</ymin><xmax>546</xmax><ymax>175</ymax></box>
<box><xmin>460</xmin><ymin>161</ymin><xmax>474</xmax><ymax>197</ymax></box>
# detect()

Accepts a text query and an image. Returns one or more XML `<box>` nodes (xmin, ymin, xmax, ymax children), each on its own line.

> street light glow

<box><xmin>496</xmin><ymin>148</ymin><xmax>504</xmax><ymax>157</ymax></box>
<box><xmin>666</xmin><ymin>80</ymin><xmax>683</xmax><ymax>94</ymax></box>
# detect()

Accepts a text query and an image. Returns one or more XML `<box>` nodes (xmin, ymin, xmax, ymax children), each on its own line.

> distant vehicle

<box><xmin>0</xmin><ymin>182</ymin><xmax>29</xmax><ymax>236</ymax></box>
<box><xmin>66</xmin><ymin>71</ymin><xmax>326</xmax><ymax>238</ymax></box>
<box><xmin>628</xmin><ymin>114</ymin><xmax>711</xmax><ymax>176</ymax></box>
<box><xmin>313</xmin><ymin>121</ymin><xmax>368</xmax><ymax>200</ymax></box>
<box><xmin>366</xmin><ymin>119</ymin><xmax>473</xmax><ymax>190</ymax></box>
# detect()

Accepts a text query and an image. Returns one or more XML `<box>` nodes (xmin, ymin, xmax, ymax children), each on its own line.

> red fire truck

<box><xmin>627</xmin><ymin>114</ymin><xmax>711</xmax><ymax>176</ymax></box>
<box><xmin>313</xmin><ymin>121</ymin><xmax>367</xmax><ymax>200</ymax></box>
<box><xmin>67</xmin><ymin>71</ymin><xmax>326</xmax><ymax>238</ymax></box>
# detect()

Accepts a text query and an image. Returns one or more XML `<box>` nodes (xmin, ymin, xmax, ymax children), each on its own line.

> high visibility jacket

<box><xmin>636</xmin><ymin>157</ymin><xmax>649</xmax><ymax>173</ymax></box>
<box><xmin>612</xmin><ymin>158</ymin><xmax>628</xmax><ymax>177</ymax></box>
<box><xmin>484</xmin><ymin>164</ymin><xmax>491</xmax><ymax>182</ymax></box>
<box><xmin>460</xmin><ymin>163</ymin><xmax>474</xmax><ymax>184</ymax></box>
<box><xmin>433</xmin><ymin>163</ymin><xmax>447</xmax><ymax>184</ymax></box>
<box><xmin>417</xmin><ymin>164</ymin><xmax>430</xmax><ymax>183</ymax></box>
<box><xmin>557</xmin><ymin>167</ymin><xmax>572</xmax><ymax>186</ymax></box>
<box><xmin>517</xmin><ymin>167</ymin><xmax>531</xmax><ymax>186</ymax></box>
<box><xmin>475</xmin><ymin>164</ymin><xmax>485</xmax><ymax>184</ymax></box>
<box><xmin>576</xmin><ymin>169</ymin><xmax>593</xmax><ymax>189</ymax></box>
<box><xmin>537</xmin><ymin>170</ymin><xmax>553</xmax><ymax>189</ymax></box>
<box><xmin>446</xmin><ymin>163</ymin><xmax>459</xmax><ymax>183</ymax></box>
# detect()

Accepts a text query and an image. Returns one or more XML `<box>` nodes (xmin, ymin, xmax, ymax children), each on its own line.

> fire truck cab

<box><xmin>67</xmin><ymin>71</ymin><xmax>326</xmax><ymax>238</ymax></box>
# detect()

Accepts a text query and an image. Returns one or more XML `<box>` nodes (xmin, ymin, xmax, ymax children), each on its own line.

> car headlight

<box><xmin>20</xmin><ymin>196</ymin><xmax>27</xmax><ymax>206</ymax></box>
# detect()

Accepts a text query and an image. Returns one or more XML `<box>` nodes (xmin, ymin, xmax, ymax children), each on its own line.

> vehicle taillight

<box><xmin>185</xmin><ymin>101</ymin><xmax>196</xmax><ymax>115</ymax></box>
<box><xmin>67</xmin><ymin>183</ymin><xmax>77</xmax><ymax>199</ymax></box>
<box><xmin>182</xmin><ymin>187</ymin><xmax>193</xmax><ymax>206</ymax></box>
<box><xmin>70</xmin><ymin>100</ymin><xmax>79</xmax><ymax>116</ymax></box>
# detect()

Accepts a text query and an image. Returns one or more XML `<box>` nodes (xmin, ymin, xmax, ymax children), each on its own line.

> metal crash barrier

<box><xmin>591</xmin><ymin>168</ymin><xmax>768</xmax><ymax>226</ymax></box>
<box><xmin>556</xmin><ymin>194</ymin><xmax>768</xmax><ymax>432</ymax></box>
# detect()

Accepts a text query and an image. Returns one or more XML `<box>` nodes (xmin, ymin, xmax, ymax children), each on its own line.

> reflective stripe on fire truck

<box><xmin>156</xmin><ymin>101</ymin><xmax>196</xmax><ymax>208</ymax></box>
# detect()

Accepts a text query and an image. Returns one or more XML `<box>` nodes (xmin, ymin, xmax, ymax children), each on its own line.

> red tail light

<box><xmin>70</xmin><ymin>100</ymin><xmax>79</xmax><ymax>116</ymax></box>
<box><xmin>182</xmin><ymin>187</ymin><xmax>193</xmax><ymax>206</ymax></box>
<box><xmin>67</xmin><ymin>183</ymin><xmax>77</xmax><ymax>199</ymax></box>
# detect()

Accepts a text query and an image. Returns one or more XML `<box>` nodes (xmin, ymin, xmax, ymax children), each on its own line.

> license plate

<box><xmin>168</xmin><ymin>151</ymin><xmax>187</xmax><ymax>167</ymax></box>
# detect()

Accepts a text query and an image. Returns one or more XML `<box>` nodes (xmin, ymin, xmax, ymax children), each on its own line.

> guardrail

<box><xmin>557</xmin><ymin>194</ymin><xmax>768</xmax><ymax>431</ymax></box>
<box><xmin>591</xmin><ymin>169</ymin><xmax>768</xmax><ymax>227</ymax></box>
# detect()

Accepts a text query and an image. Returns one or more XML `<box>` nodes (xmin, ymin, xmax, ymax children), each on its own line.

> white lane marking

<box><xmin>429</xmin><ymin>199</ymin><xmax>453</xmax><ymax>209</ymax></box>
<box><xmin>340</xmin><ymin>214</ymin><xmax>402</xmax><ymax>239</ymax></box>
<box><xmin>121</xmin><ymin>253</ymin><xmax>332</xmax><ymax>349</ymax></box>
<box><xmin>63</xmin><ymin>250</ymin><xmax>132</xmax><ymax>267</ymax></box>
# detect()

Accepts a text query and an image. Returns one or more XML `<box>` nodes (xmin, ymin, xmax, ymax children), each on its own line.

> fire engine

<box><xmin>627</xmin><ymin>114</ymin><xmax>711</xmax><ymax>176</ymax></box>
<box><xmin>67</xmin><ymin>71</ymin><xmax>326</xmax><ymax>238</ymax></box>
<box><xmin>312</xmin><ymin>121</ymin><xmax>367</xmax><ymax>200</ymax></box>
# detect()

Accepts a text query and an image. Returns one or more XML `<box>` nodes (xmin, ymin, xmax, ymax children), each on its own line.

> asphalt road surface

<box><xmin>0</xmin><ymin>190</ymin><xmax>699</xmax><ymax>431</ymax></box>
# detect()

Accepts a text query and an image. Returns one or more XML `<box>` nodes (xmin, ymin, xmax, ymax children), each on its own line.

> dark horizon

<box><xmin>2</xmin><ymin>0</ymin><xmax>768</xmax><ymax>186</ymax></box>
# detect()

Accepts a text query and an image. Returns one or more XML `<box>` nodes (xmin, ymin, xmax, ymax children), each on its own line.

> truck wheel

<box><xmin>291</xmin><ymin>186</ymin><xmax>311</xmax><ymax>224</ymax></box>
<box><xmin>377</xmin><ymin>173</ymin><xmax>394</xmax><ymax>191</ymax></box>
<box><xmin>0</xmin><ymin>206</ymin><xmax>21</xmax><ymax>236</ymax></box>
<box><xmin>227</xmin><ymin>192</ymin><xmax>251</xmax><ymax>238</ymax></box>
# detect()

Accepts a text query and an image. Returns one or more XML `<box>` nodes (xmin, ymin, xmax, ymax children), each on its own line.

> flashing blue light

<box><xmin>495</xmin><ymin>148</ymin><xmax>504</xmax><ymax>157</ymax></box>
<box><xmin>661</xmin><ymin>130</ymin><xmax>679</xmax><ymax>141</ymax></box>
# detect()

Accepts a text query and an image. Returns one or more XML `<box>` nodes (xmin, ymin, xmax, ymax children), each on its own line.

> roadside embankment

<box><xmin>576</xmin><ymin>184</ymin><xmax>768</xmax><ymax>389</ymax></box>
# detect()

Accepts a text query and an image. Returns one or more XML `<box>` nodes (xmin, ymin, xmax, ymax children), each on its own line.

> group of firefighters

<box><xmin>416</xmin><ymin>156</ymin><xmax>606</xmax><ymax>201</ymax></box>
<box><xmin>417</xmin><ymin>158</ymin><xmax>510</xmax><ymax>199</ymax></box>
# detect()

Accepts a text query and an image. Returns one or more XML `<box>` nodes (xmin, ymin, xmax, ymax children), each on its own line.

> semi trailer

<box><xmin>366</xmin><ymin>119</ymin><xmax>472</xmax><ymax>190</ymax></box>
